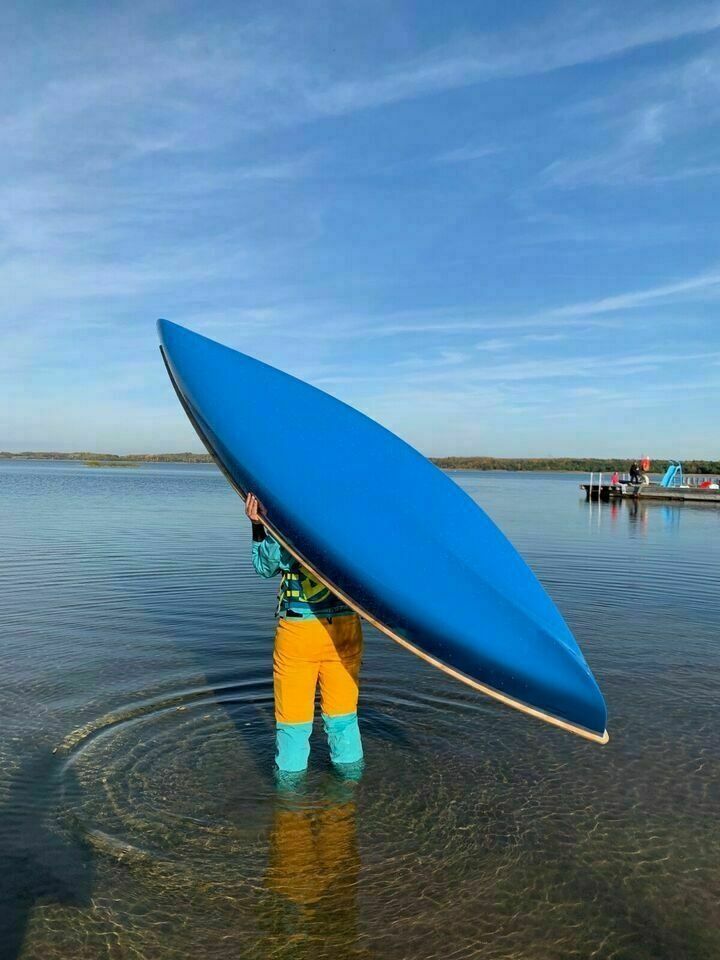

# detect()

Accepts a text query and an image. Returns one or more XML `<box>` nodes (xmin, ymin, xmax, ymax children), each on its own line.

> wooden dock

<box><xmin>581</xmin><ymin>482</ymin><xmax>720</xmax><ymax>504</ymax></box>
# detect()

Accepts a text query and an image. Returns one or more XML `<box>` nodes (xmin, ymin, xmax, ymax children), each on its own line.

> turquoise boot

<box><xmin>275</xmin><ymin>721</ymin><xmax>313</xmax><ymax>772</ymax></box>
<box><xmin>322</xmin><ymin>712</ymin><xmax>363</xmax><ymax>766</ymax></box>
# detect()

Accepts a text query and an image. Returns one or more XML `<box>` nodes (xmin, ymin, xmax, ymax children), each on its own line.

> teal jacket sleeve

<box><xmin>252</xmin><ymin>534</ymin><xmax>294</xmax><ymax>579</ymax></box>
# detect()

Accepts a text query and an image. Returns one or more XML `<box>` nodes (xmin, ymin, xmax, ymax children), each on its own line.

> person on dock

<box><xmin>629</xmin><ymin>461</ymin><xmax>640</xmax><ymax>484</ymax></box>
<box><xmin>245</xmin><ymin>492</ymin><xmax>364</xmax><ymax>774</ymax></box>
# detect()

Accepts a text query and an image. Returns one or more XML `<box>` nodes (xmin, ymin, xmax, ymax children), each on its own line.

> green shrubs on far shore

<box><xmin>431</xmin><ymin>457</ymin><xmax>720</xmax><ymax>474</ymax></box>
<box><xmin>2</xmin><ymin>452</ymin><xmax>719</xmax><ymax>475</ymax></box>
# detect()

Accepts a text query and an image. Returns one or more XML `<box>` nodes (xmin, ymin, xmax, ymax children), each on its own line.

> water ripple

<box><xmin>1</xmin><ymin>463</ymin><xmax>719</xmax><ymax>959</ymax></box>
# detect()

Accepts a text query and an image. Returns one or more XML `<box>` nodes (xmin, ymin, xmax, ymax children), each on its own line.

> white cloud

<box><xmin>432</xmin><ymin>145</ymin><xmax>501</xmax><ymax>164</ymax></box>
<box><xmin>307</xmin><ymin>265</ymin><xmax>720</xmax><ymax>342</ymax></box>
<box><xmin>390</xmin><ymin>349</ymin><xmax>469</xmax><ymax>370</ymax></box>
<box><xmin>476</xmin><ymin>338</ymin><xmax>516</xmax><ymax>352</ymax></box>
<box><xmin>475</xmin><ymin>333</ymin><xmax>568</xmax><ymax>352</ymax></box>
<box><xmin>542</xmin><ymin>47</ymin><xmax>720</xmax><ymax>188</ymax></box>
<box><xmin>543</xmin><ymin>104</ymin><xmax>668</xmax><ymax>187</ymax></box>
<box><xmin>307</xmin><ymin>4</ymin><xmax>720</xmax><ymax>116</ymax></box>
<box><xmin>550</xmin><ymin>268</ymin><xmax>720</xmax><ymax>316</ymax></box>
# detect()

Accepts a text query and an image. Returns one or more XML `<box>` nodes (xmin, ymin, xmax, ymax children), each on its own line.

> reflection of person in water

<box><xmin>261</xmin><ymin>778</ymin><xmax>361</xmax><ymax>956</ymax></box>
<box><xmin>245</xmin><ymin>493</ymin><xmax>364</xmax><ymax>774</ymax></box>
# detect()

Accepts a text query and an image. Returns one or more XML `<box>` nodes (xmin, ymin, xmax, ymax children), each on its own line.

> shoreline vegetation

<box><xmin>2</xmin><ymin>451</ymin><xmax>720</xmax><ymax>473</ymax></box>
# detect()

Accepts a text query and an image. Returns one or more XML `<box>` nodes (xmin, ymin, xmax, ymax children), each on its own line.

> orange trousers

<box><xmin>273</xmin><ymin>614</ymin><xmax>363</xmax><ymax>724</ymax></box>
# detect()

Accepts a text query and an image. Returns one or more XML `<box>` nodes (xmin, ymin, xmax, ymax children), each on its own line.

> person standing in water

<box><xmin>245</xmin><ymin>493</ymin><xmax>364</xmax><ymax>773</ymax></box>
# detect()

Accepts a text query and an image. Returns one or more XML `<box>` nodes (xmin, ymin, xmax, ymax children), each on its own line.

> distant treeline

<box><xmin>3</xmin><ymin>452</ymin><xmax>720</xmax><ymax>474</ymax></box>
<box><xmin>430</xmin><ymin>457</ymin><xmax>720</xmax><ymax>474</ymax></box>
<box><xmin>0</xmin><ymin>451</ymin><xmax>213</xmax><ymax>463</ymax></box>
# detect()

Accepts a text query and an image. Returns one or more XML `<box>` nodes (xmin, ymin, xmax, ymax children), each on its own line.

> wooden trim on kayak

<box><xmin>160</xmin><ymin>346</ymin><xmax>610</xmax><ymax>747</ymax></box>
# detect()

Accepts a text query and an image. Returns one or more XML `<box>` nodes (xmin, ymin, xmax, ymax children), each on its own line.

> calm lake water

<box><xmin>1</xmin><ymin>460</ymin><xmax>718</xmax><ymax>960</ymax></box>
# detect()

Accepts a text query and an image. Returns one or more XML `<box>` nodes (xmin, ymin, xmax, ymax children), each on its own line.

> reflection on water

<box><xmin>586</xmin><ymin>493</ymin><xmax>719</xmax><ymax>537</ymax></box>
<box><xmin>265</xmin><ymin>775</ymin><xmax>361</xmax><ymax>958</ymax></box>
<box><xmin>1</xmin><ymin>462</ymin><xmax>719</xmax><ymax>959</ymax></box>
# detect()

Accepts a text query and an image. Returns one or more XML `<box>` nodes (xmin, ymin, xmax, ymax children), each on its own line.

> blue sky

<box><xmin>3</xmin><ymin>0</ymin><xmax>720</xmax><ymax>456</ymax></box>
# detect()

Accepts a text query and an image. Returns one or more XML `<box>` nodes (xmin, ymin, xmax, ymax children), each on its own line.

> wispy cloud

<box><xmin>405</xmin><ymin>349</ymin><xmax>719</xmax><ymax>386</ymax></box>
<box><xmin>475</xmin><ymin>333</ymin><xmax>567</xmax><ymax>351</ymax></box>
<box><xmin>308</xmin><ymin>4</ymin><xmax>720</xmax><ymax>116</ymax></box>
<box><xmin>431</xmin><ymin>145</ymin><xmax>501</xmax><ymax>164</ymax></box>
<box><xmin>319</xmin><ymin>344</ymin><xmax>720</xmax><ymax>456</ymax></box>
<box><xmin>353</xmin><ymin>265</ymin><xmax>720</xmax><ymax>339</ymax></box>
<box><xmin>475</xmin><ymin>337</ymin><xmax>516</xmax><ymax>352</ymax></box>
<box><xmin>550</xmin><ymin>268</ymin><xmax>720</xmax><ymax>316</ymax></box>
<box><xmin>390</xmin><ymin>349</ymin><xmax>469</xmax><ymax>370</ymax></box>
<box><xmin>296</xmin><ymin>265</ymin><xmax>720</xmax><ymax>344</ymax></box>
<box><xmin>5</xmin><ymin>1</ymin><xmax>717</xmax><ymax>175</ymax></box>
<box><xmin>543</xmin><ymin>103</ymin><xmax>668</xmax><ymax>187</ymax></box>
<box><xmin>318</xmin><ymin>347</ymin><xmax>720</xmax><ymax>389</ymax></box>
<box><xmin>542</xmin><ymin>47</ymin><xmax>720</xmax><ymax>187</ymax></box>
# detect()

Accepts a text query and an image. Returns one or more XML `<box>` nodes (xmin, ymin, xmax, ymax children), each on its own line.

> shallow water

<box><xmin>1</xmin><ymin>461</ymin><xmax>718</xmax><ymax>959</ymax></box>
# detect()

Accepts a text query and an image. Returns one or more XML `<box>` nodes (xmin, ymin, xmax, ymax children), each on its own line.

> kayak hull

<box><xmin>158</xmin><ymin>319</ymin><xmax>608</xmax><ymax>743</ymax></box>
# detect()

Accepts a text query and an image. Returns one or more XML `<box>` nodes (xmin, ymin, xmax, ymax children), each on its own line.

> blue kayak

<box><xmin>159</xmin><ymin>319</ymin><xmax>608</xmax><ymax>743</ymax></box>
